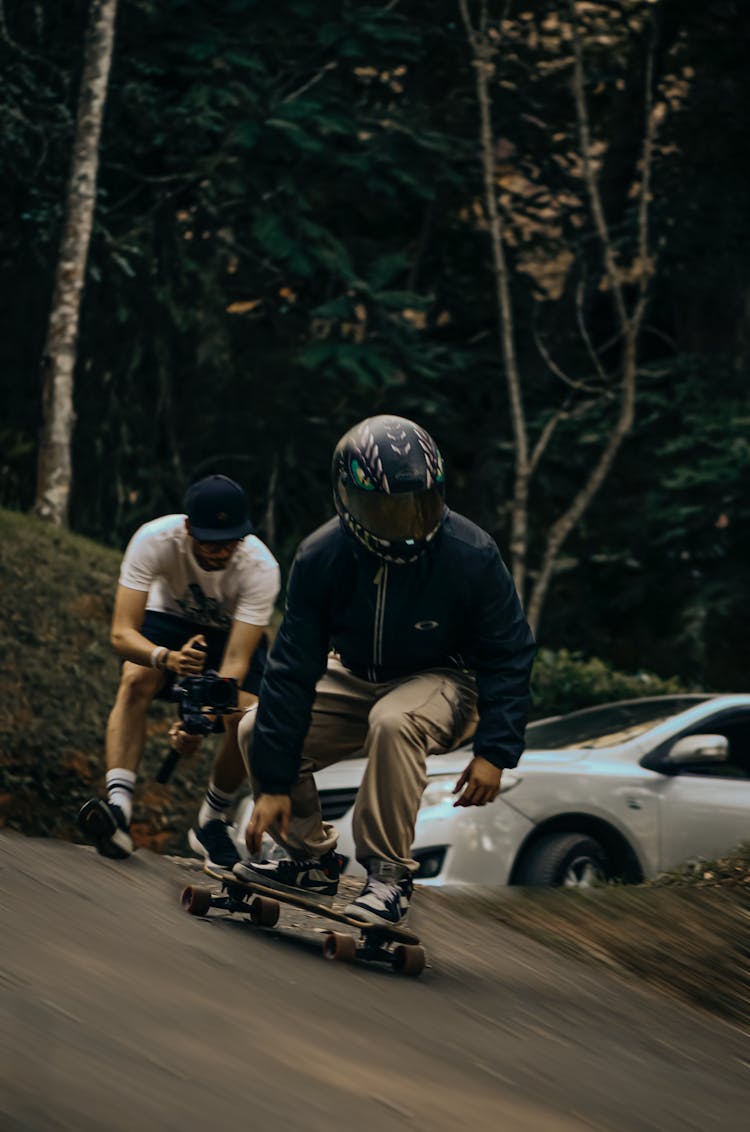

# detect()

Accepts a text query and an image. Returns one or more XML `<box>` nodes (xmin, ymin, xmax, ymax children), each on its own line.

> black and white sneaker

<box><xmin>344</xmin><ymin>866</ymin><xmax>413</xmax><ymax>926</ymax></box>
<box><xmin>188</xmin><ymin>820</ymin><xmax>241</xmax><ymax>871</ymax></box>
<box><xmin>233</xmin><ymin>849</ymin><xmax>342</xmax><ymax>899</ymax></box>
<box><xmin>77</xmin><ymin>798</ymin><xmax>133</xmax><ymax>860</ymax></box>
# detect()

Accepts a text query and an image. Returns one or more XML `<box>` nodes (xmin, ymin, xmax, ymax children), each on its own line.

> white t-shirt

<box><xmin>119</xmin><ymin>515</ymin><xmax>280</xmax><ymax>631</ymax></box>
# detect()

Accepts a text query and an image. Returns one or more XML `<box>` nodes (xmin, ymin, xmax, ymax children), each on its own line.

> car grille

<box><xmin>319</xmin><ymin>787</ymin><xmax>358</xmax><ymax>820</ymax></box>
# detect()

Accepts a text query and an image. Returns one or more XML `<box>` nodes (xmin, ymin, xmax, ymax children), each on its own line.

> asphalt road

<box><xmin>2</xmin><ymin>830</ymin><xmax>748</xmax><ymax>1132</ymax></box>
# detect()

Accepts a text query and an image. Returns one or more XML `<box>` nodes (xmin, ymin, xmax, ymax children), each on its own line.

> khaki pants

<box><xmin>238</xmin><ymin>657</ymin><xmax>478</xmax><ymax>874</ymax></box>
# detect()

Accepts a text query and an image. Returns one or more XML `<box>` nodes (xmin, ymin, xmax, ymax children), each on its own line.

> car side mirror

<box><xmin>664</xmin><ymin>734</ymin><xmax>729</xmax><ymax>767</ymax></box>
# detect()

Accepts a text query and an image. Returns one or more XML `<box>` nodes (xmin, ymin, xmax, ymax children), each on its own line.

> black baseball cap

<box><xmin>183</xmin><ymin>475</ymin><xmax>254</xmax><ymax>541</ymax></box>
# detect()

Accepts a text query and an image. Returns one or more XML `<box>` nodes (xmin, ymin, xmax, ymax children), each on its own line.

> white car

<box><xmin>234</xmin><ymin>694</ymin><xmax>750</xmax><ymax>888</ymax></box>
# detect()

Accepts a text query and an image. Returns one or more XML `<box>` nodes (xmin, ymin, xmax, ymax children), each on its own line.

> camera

<box><xmin>168</xmin><ymin>670</ymin><xmax>239</xmax><ymax>735</ymax></box>
<box><xmin>156</xmin><ymin>669</ymin><xmax>240</xmax><ymax>784</ymax></box>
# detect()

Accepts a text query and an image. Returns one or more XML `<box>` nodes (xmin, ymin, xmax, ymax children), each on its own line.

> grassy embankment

<box><xmin>2</xmin><ymin>507</ymin><xmax>748</xmax><ymax>1027</ymax></box>
<box><xmin>0</xmin><ymin>508</ymin><xmax>219</xmax><ymax>851</ymax></box>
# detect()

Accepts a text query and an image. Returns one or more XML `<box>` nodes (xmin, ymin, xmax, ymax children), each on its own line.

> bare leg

<box><xmin>210</xmin><ymin>691</ymin><xmax>256</xmax><ymax>793</ymax></box>
<box><xmin>106</xmin><ymin>662</ymin><xmax>165</xmax><ymax>772</ymax></box>
<box><xmin>189</xmin><ymin>693</ymin><xmax>259</xmax><ymax>867</ymax></box>
<box><xmin>79</xmin><ymin>662</ymin><xmax>164</xmax><ymax>858</ymax></box>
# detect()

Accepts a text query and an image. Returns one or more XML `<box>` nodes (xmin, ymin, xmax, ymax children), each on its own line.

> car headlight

<box><xmin>420</xmin><ymin>775</ymin><xmax>458</xmax><ymax>809</ymax></box>
<box><xmin>420</xmin><ymin>770</ymin><xmax>521</xmax><ymax>809</ymax></box>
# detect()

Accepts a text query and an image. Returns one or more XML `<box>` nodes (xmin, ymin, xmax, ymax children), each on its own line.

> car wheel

<box><xmin>516</xmin><ymin>833</ymin><xmax>609</xmax><ymax>888</ymax></box>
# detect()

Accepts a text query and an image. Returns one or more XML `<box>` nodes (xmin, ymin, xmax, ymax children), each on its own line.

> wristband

<box><xmin>150</xmin><ymin>645</ymin><xmax>169</xmax><ymax>670</ymax></box>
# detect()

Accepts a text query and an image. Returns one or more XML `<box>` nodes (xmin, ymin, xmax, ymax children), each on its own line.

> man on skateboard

<box><xmin>77</xmin><ymin>475</ymin><xmax>280</xmax><ymax>868</ymax></box>
<box><xmin>235</xmin><ymin>416</ymin><xmax>535</xmax><ymax>925</ymax></box>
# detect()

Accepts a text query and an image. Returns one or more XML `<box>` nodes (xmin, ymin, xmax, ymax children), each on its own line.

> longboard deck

<box><xmin>204</xmin><ymin>866</ymin><xmax>420</xmax><ymax>946</ymax></box>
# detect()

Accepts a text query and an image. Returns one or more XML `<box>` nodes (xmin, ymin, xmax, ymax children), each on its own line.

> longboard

<box><xmin>180</xmin><ymin>866</ymin><xmax>426</xmax><ymax>976</ymax></box>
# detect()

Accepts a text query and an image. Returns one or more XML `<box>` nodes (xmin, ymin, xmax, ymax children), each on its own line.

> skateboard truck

<box><xmin>180</xmin><ymin>871</ymin><xmax>427</xmax><ymax>977</ymax></box>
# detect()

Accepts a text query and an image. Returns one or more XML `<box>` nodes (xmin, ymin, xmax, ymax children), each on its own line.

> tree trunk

<box><xmin>34</xmin><ymin>0</ymin><xmax>118</xmax><ymax>527</ymax></box>
<box><xmin>458</xmin><ymin>0</ymin><xmax>530</xmax><ymax>598</ymax></box>
<box><xmin>526</xmin><ymin>336</ymin><xmax>638</xmax><ymax>634</ymax></box>
<box><xmin>264</xmin><ymin>455</ymin><xmax>280</xmax><ymax>550</ymax></box>
<box><xmin>523</xmin><ymin>7</ymin><xmax>656</xmax><ymax>636</ymax></box>
<box><xmin>459</xmin><ymin>1</ymin><xmax>657</xmax><ymax>636</ymax></box>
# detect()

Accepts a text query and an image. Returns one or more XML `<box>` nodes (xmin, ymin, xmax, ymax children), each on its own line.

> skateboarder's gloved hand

<box><xmin>452</xmin><ymin>756</ymin><xmax>502</xmax><ymax>807</ymax></box>
<box><xmin>245</xmin><ymin>793</ymin><xmax>291</xmax><ymax>854</ymax></box>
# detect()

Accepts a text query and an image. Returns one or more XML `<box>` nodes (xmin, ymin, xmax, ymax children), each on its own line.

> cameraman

<box><xmin>77</xmin><ymin>475</ymin><xmax>280</xmax><ymax>869</ymax></box>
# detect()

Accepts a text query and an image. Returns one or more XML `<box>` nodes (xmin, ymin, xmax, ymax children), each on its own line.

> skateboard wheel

<box><xmin>181</xmin><ymin>885</ymin><xmax>212</xmax><ymax>916</ymax></box>
<box><xmin>322</xmin><ymin>931</ymin><xmax>357</xmax><ymax>963</ymax></box>
<box><xmin>391</xmin><ymin>944</ymin><xmax>426</xmax><ymax>977</ymax></box>
<box><xmin>250</xmin><ymin>896</ymin><xmax>280</xmax><ymax>927</ymax></box>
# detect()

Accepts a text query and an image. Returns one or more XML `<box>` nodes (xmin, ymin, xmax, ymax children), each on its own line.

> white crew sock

<box><xmin>198</xmin><ymin>781</ymin><xmax>235</xmax><ymax>827</ymax></box>
<box><xmin>106</xmin><ymin>768</ymin><xmax>137</xmax><ymax>824</ymax></box>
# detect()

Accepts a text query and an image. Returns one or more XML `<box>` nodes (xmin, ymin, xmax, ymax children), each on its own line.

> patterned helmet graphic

<box><xmin>332</xmin><ymin>415</ymin><xmax>446</xmax><ymax>564</ymax></box>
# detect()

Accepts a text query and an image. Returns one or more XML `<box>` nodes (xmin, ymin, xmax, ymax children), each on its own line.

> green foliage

<box><xmin>1</xmin><ymin>0</ymin><xmax>749</xmax><ymax>692</ymax></box>
<box><xmin>540</xmin><ymin>353</ymin><xmax>750</xmax><ymax>691</ymax></box>
<box><xmin>530</xmin><ymin>648</ymin><xmax>687</xmax><ymax>720</ymax></box>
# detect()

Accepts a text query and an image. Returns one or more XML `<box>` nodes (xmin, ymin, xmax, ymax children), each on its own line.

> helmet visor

<box><xmin>340</xmin><ymin>482</ymin><xmax>444</xmax><ymax>544</ymax></box>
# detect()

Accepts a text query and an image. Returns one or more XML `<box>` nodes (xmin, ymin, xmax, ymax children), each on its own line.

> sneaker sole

<box><xmin>232</xmin><ymin>866</ymin><xmax>337</xmax><ymax>905</ymax></box>
<box><xmin>77</xmin><ymin>801</ymin><xmax>133</xmax><ymax>860</ymax></box>
<box><xmin>343</xmin><ymin>903</ymin><xmax>408</xmax><ymax>926</ymax></box>
<box><xmin>187</xmin><ymin>828</ymin><xmax>240</xmax><ymax>872</ymax></box>
<box><xmin>97</xmin><ymin>830</ymin><xmax>133</xmax><ymax>860</ymax></box>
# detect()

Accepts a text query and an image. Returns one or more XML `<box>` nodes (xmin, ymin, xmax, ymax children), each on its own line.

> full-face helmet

<box><xmin>332</xmin><ymin>415</ymin><xmax>446</xmax><ymax>564</ymax></box>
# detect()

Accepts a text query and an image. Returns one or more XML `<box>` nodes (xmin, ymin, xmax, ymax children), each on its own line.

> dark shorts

<box><xmin>140</xmin><ymin>610</ymin><xmax>268</xmax><ymax>698</ymax></box>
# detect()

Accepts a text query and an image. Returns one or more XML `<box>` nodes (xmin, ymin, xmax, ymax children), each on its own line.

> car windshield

<box><xmin>526</xmin><ymin>696</ymin><xmax>715</xmax><ymax>750</ymax></box>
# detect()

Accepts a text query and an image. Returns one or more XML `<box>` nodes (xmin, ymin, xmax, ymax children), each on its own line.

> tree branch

<box><xmin>529</xmin><ymin>406</ymin><xmax>567</xmax><ymax>477</ymax></box>
<box><xmin>575</xmin><ymin>278</ymin><xmax>611</xmax><ymax>386</ymax></box>
<box><xmin>526</xmin><ymin>6</ymin><xmax>660</xmax><ymax>631</ymax></box>
<box><xmin>569</xmin><ymin>0</ymin><xmax>628</xmax><ymax>331</ymax></box>
<box><xmin>281</xmin><ymin>61</ymin><xmax>337</xmax><ymax>105</ymax></box>
<box><xmin>534</xmin><ymin>320</ymin><xmax>606</xmax><ymax>396</ymax></box>
<box><xmin>459</xmin><ymin>0</ymin><xmax>530</xmax><ymax>596</ymax></box>
<box><xmin>632</xmin><ymin>25</ymin><xmax>658</xmax><ymax>333</ymax></box>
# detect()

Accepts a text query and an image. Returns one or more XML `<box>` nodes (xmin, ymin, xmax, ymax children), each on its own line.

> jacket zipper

<box><xmin>370</xmin><ymin>563</ymin><xmax>388</xmax><ymax>681</ymax></box>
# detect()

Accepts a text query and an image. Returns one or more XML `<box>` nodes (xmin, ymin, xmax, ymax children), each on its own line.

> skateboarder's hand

<box><xmin>452</xmin><ymin>756</ymin><xmax>502</xmax><ymax>807</ymax></box>
<box><xmin>167</xmin><ymin>634</ymin><xmax>208</xmax><ymax>676</ymax></box>
<box><xmin>245</xmin><ymin>793</ymin><xmax>291</xmax><ymax>854</ymax></box>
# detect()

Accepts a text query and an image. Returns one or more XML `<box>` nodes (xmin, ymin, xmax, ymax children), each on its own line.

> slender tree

<box><xmin>525</xmin><ymin>1</ymin><xmax>658</xmax><ymax>633</ymax></box>
<box><xmin>459</xmin><ymin>0</ymin><xmax>659</xmax><ymax>634</ymax></box>
<box><xmin>34</xmin><ymin>0</ymin><xmax>117</xmax><ymax>526</ymax></box>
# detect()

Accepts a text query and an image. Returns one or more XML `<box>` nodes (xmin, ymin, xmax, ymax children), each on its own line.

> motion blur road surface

<box><xmin>2</xmin><ymin>830</ymin><xmax>748</xmax><ymax>1131</ymax></box>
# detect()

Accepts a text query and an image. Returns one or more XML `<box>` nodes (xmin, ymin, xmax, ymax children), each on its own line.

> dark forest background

<box><xmin>1</xmin><ymin>0</ymin><xmax>748</xmax><ymax>690</ymax></box>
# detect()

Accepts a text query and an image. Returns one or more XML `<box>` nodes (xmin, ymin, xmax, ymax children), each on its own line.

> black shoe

<box><xmin>344</xmin><ymin>866</ymin><xmax>413</xmax><ymax>925</ymax></box>
<box><xmin>187</xmin><ymin>820</ymin><xmax>241</xmax><ymax>871</ymax></box>
<box><xmin>233</xmin><ymin>849</ymin><xmax>342</xmax><ymax>899</ymax></box>
<box><xmin>77</xmin><ymin>798</ymin><xmax>133</xmax><ymax>860</ymax></box>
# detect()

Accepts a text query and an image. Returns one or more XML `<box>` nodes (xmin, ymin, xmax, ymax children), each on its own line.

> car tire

<box><xmin>516</xmin><ymin>833</ymin><xmax>609</xmax><ymax>888</ymax></box>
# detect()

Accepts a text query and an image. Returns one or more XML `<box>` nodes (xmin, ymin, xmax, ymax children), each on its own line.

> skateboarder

<box><xmin>234</xmin><ymin>415</ymin><xmax>535</xmax><ymax>925</ymax></box>
<box><xmin>77</xmin><ymin>475</ymin><xmax>280</xmax><ymax>868</ymax></box>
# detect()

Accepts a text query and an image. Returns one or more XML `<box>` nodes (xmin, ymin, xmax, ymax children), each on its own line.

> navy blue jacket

<box><xmin>252</xmin><ymin>512</ymin><xmax>535</xmax><ymax>793</ymax></box>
